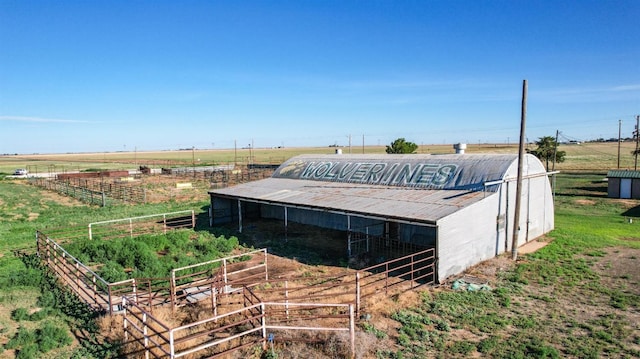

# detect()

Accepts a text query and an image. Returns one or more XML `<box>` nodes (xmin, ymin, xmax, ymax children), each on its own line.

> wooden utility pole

<box><xmin>618</xmin><ymin>119</ymin><xmax>622</xmax><ymax>169</ymax></box>
<box><xmin>635</xmin><ymin>115</ymin><xmax>639</xmax><ymax>171</ymax></box>
<box><xmin>552</xmin><ymin>130</ymin><xmax>559</xmax><ymax>172</ymax></box>
<box><xmin>512</xmin><ymin>80</ymin><xmax>527</xmax><ymax>261</ymax></box>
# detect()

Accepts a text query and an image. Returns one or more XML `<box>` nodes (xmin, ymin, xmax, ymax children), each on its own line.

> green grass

<box><xmin>392</xmin><ymin>172</ymin><xmax>639</xmax><ymax>358</ymax></box>
<box><xmin>0</xmin><ymin>179</ymin><xmax>216</xmax><ymax>357</ymax></box>
<box><xmin>1</xmin><ymin>168</ymin><xmax>639</xmax><ymax>358</ymax></box>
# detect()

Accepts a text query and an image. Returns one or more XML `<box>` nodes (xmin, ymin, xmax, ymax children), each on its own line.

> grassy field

<box><xmin>0</xmin><ymin>145</ymin><xmax>638</xmax><ymax>358</ymax></box>
<box><xmin>2</xmin><ymin>141</ymin><xmax>638</xmax><ymax>175</ymax></box>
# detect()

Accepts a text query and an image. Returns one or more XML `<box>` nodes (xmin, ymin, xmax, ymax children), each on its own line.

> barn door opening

<box><xmin>620</xmin><ymin>179</ymin><xmax>632</xmax><ymax>199</ymax></box>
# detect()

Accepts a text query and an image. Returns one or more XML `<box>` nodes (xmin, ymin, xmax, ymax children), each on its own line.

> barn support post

<box><xmin>284</xmin><ymin>206</ymin><xmax>288</xmax><ymax>242</ymax></box>
<box><xmin>347</xmin><ymin>215</ymin><xmax>352</xmax><ymax>257</ymax></box>
<box><xmin>209</xmin><ymin>205</ymin><xmax>213</xmax><ymax>227</ymax></box>
<box><xmin>238</xmin><ymin>200</ymin><xmax>243</xmax><ymax>233</ymax></box>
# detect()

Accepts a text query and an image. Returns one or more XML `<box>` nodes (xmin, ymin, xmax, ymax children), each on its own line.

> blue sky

<box><xmin>1</xmin><ymin>0</ymin><xmax>638</xmax><ymax>154</ymax></box>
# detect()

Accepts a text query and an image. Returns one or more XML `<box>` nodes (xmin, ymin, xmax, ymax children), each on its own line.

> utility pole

<box><xmin>552</xmin><ymin>130</ymin><xmax>559</xmax><ymax>172</ymax></box>
<box><xmin>618</xmin><ymin>119</ymin><xmax>622</xmax><ymax>169</ymax></box>
<box><xmin>192</xmin><ymin>146</ymin><xmax>196</xmax><ymax>178</ymax></box>
<box><xmin>234</xmin><ymin>140</ymin><xmax>237</xmax><ymax>166</ymax></box>
<box><xmin>349</xmin><ymin>134</ymin><xmax>352</xmax><ymax>154</ymax></box>
<box><xmin>362</xmin><ymin>134</ymin><xmax>365</xmax><ymax>154</ymax></box>
<box><xmin>635</xmin><ymin>115</ymin><xmax>639</xmax><ymax>170</ymax></box>
<box><xmin>512</xmin><ymin>79</ymin><xmax>527</xmax><ymax>261</ymax></box>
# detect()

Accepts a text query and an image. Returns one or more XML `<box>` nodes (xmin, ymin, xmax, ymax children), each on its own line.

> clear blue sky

<box><xmin>1</xmin><ymin>0</ymin><xmax>638</xmax><ymax>154</ymax></box>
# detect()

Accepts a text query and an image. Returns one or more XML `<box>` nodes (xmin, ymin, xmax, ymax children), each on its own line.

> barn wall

<box><xmin>608</xmin><ymin>178</ymin><xmax>621</xmax><ymax>198</ymax></box>
<box><xmin>523</xmin><ymin>175</ymin><xmax>555</xmax><ymax>241</ymax></box>
<box><xmin>633</xmin><ymin>179</ymin><xmax>640</xmax><ymax>199</ymax></box>
<box><xmin>436</xmin><ymin>164</ymin><xmax>554</xmax><ymax>282</ymax></box>
<box><xmin>437</xmin><ymin>193</ymin><xmax>501</xmax><ymax>282</ymax></box>
<box><xmin>260</xmin><ymin>204</ymin><xmax>385</xmax><ymax>235</ymax></box>
<box><xmin>502</xmin><ymin>156</ymin><xmax>554</xmax><ymax>250</ymax></box>
<box><xmin>210</xmin><ymin>196</ymin><xmax>237</xmax><ymax>225</ymax></box>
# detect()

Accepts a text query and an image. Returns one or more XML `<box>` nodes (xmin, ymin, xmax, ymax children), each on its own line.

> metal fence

<box><xmin>122</xmin><ymin>287</ymin><xmax>355</xmax><ymax>359</ymax></box>
<box><xmin>36</xmin><ymin>211</ymin><xmax>198</xmax><ymax>314</ymax></box>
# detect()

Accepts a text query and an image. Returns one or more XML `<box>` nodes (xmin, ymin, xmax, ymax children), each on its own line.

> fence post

<box><xmin>123</xmin><ymin>298</ymin><xmax>128</xmax><ymax>341</ymax></box>
<box><xmin>108</xmin><ymin>285</ymin><xmax>113</xmax><ymax>315</ymax></box>
<box><xmin>170</xmin><ymin>270</ymin><xmax>175</xmax><ymax>311</ymax></box>
<box><xmin>129</xmin><ymin>218</ymin><xmax>133</xmax><ymax>238</ymax></box>
<box><xmin>349</xmin><ymin>304</ymin><xmax>356</xmax><ymax>359</ymax></box>
<box><xmin>143</xmin><ymin>312</ymin><xmax>149</xmax><ymax>359</ymax></box>
<box><xmin>264</xmin><ymin>249</ymin><xmax>269</xmax><ymax>281</ymax></box>
<box><xmin>285</xmin><ymin>280</ymin><xmax>289</xmax><ymax>319</ymax></box>
<box><xmin>223</xmin><ymin>258</ymin><xmax>228</xmax><ymax>286</ymax></box>
<box><xmin>355</xmin><ymin>272</ymin><xmax>361</xmax><ymax>315</ymax></box>
<box><xmin>169</xmin><ymin>329</ymin><xmax>175</xmax><ymax>359</ymax></box>
<box><xmin>163</xmin><ymin>214</ymin><xmax>167</xmax><ymax>234</ymax></box>
<box><xmin>261</xmin><ymin>303</ymin><xmax>267</xmax><ymax>350</ymax></box>
<box><xmin>88</xmin><ymin>224</ymin><xmax>93</xmax><ymax>240</ymax></box>
<box><xmin>411</xmin><ymin>254</ymin><xmax>415</xmax><ymax>289</ymax></box>
<box><xmin>93</xmin><ymin>275</ymin><xmax>97</xmax><ymax>304</ymax></box>
<box><xmin>191</xmin><ymin>210</ymin><xmax>195</xmax><ymax>228</ymax></box>
<box><xmin>133</xmin><ymin>279</ymin><xmax>138</xmax><ymax>304</ymax></box>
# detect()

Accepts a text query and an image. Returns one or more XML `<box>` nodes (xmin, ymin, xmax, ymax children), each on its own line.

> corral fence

<box><xmin>29</xmin><ymin>177</ymin><xmax>145</xmax><ymax>205</ymax></box>
<box><xmin>36</xmin><ymin>211</ymin><xmax>197</xmax><ymax>314</ymax></box>
<box><xmin>36</xmin><ymin>211</ymin><xmax>436</xmax><ymax>358</ymax></box>
<box><xmin>122</xmin><ymin>288</ymin><xmax>355</xmax><ymax>359</ymax></box>
<box><xmin>88</xmin><ymin>210</ymin><xmax>195</xmax><ymax>240</ymax></box>
<box><xmin>29</xmin><ymin>164</ymin><xmax>278</xmax><ymax>205</ymax></box>
<box><xmin>29</xmin><ymin>177</ymin><xmax>114</xmax><ymax>206</ymax></box>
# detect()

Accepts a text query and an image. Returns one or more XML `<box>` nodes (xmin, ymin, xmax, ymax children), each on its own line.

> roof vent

<box><xmin>454</xmin><ymin>143</ymin><xmax>467</xmax><ymax>154</ymax></box>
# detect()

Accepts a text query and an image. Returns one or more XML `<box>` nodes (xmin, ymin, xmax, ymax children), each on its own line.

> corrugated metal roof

<box><xmin>272</xmin><ymin>154</ymin><xmax>518</xmax><ymax>191</ymax></box>
<box><xmin>209</xmin><ymin>154</ymin><xmax>546</xmax><ymax>223</ymax></box>
<box><xmin>211</xmin><ymin>177</ymin><xmax>488</xmax><ymax>223</ymax></box>
<box><xmin>607</xmin><ymin>170</ymin><xmax>640</xmax><ymax>179</ymax></box>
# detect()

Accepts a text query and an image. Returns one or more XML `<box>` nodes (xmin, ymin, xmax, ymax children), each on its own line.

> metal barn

<box><xmin>607</xmin><ymin>170</ymin><xmax>640</xmax><ymax>199</ymax></box>
<box><xmin>208</xmin><ymin>153</ymin><xmax>555</xmax><ymax>282</ymax></box>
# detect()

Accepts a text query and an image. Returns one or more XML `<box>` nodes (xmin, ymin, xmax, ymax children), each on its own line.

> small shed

<box><xmin>607</xmin><ymin>170</ymin><xmax>640</xmax><ymax>199</ymax></box>
<box><xmin>209</xmin><ymin>154</ymin><xmax>555</xmax><ymax>282</ymax></box>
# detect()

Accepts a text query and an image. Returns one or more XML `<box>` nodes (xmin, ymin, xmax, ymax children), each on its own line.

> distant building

<box><xmin>607</xmin><ymin>170</ymin><xmax>640</xmax><ymax>199</ymax></box>
<box><xmin>209</xmin><ymin>153</ymin><xmax>555</xmax><ymax>282</ymax></box>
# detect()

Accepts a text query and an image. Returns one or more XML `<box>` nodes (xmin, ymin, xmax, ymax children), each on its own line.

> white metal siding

<box><xmin>437</xmin><ymin>193</ymin><xmax>501</xmax><ymax>281</ymax></box>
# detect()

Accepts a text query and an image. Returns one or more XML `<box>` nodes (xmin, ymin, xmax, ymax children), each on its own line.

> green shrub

<box><xmin>37</xmin><ymin>321</ymin><xmax>72</xmax><ymax>351</ymax></box>
<box><xmin>449</xmin><ymin>341</ymin><xmax>476</xmax><ymax>355</ymax></box>
<box><xmin>15</xmin><ymin>343</ymin><xmax>38</xmax><ymax>359</ymax></box>
<box><xmin>5</xmin><ymin>326</ymin><xmax>36</xmax><ymax>350</ymax></box>
<box><xmin>11</xmin><ymin>308</ymin><xmax>29</xmax><ymax>321</ymax></box>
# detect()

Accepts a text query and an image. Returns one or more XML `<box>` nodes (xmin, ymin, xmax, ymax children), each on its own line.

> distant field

<box><xmin>1</xmin><ymin>142</ymin><xmax>638</xmax><ymax>175</ymax></box>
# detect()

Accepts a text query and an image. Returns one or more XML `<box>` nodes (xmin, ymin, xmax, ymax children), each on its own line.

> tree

<box><xmin>527</xmin><ymin>136</ymin><xmax>566</xmax><ymax>171</ymax></box>
<box><xmin>386</xmin><ymin>138</ymin><xmax>418</xmax><ymax>154</ymax></box>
